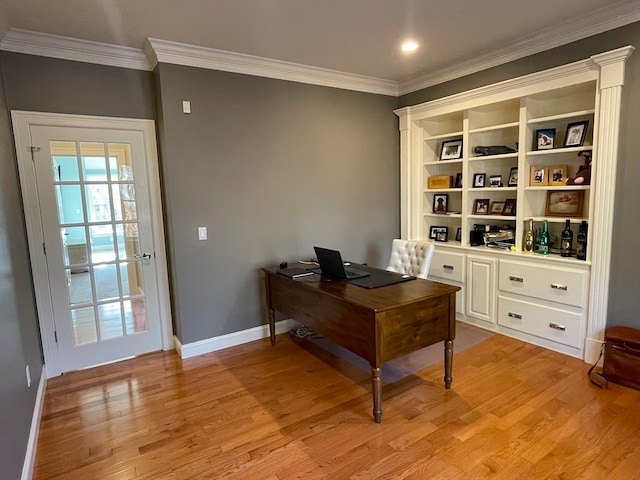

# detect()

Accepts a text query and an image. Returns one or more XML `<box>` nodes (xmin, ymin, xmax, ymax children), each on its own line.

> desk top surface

<box><xmin>263</xmin><ymin>263</ymin><xmax>459</xmax><ymax>312</ymax></box>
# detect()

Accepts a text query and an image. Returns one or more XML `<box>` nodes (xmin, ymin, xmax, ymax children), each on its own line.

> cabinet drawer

<box><xmin>499</xmin><ymin>260</ymin><xmax>587</xmax><ymax>307</ymax></box>
<box><xmin>429</xmin><ymin>250</ymin><xmax>465</xmax><ymax>283</ymax></box>
<box><xmin>498</xmin><ymin>295</ymin><xmax>583</xmax><ymax>348</ymax></box>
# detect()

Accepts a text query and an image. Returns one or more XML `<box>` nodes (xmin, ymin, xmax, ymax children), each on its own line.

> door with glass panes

<box><xmin>30</xmin><ymin>125</ymin><xmax>163</xmax><ymax>372</ymax></box>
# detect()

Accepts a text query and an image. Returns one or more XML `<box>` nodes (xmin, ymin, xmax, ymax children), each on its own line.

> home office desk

<box><xmin>262</xmin><ymin>263</ymin><xmax>460</xmax><ymax>423</ymax></box>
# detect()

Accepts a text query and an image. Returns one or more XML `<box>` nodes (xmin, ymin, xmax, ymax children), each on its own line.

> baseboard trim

<box><xmin>22</xmin><ymin>366</ymin><xmax>47</xmax><ymax>480</ymax></box>
<box><xmin>584</xmin><ymin>337</ymin><xmax>605</xmax><ymax>365</ymax></box>
<box><xmin>174</xmin><ymin>320</ymin><xmax>295</xmax><ymax>359</ymax></box>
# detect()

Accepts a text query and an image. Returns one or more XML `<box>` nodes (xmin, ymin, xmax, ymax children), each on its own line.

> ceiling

<box><xmin>0</xmin><ymin>0</ymin><xmax>638</xmax><ymax>94</ymax></box>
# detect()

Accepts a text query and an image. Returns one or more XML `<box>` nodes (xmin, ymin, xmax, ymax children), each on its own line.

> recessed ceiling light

<box><xmin>401</xmin><ymin>40</ymin><xmax>419</xmax><ymax>53</ymax></box>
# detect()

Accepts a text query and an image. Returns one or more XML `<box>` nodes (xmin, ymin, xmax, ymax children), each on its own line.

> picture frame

<box><xmin>530</xmin><ymin>166</ymin><xmax>548</xmax><ymax>186</ymax></box>
<box><xmin>549</xmin><ymin>164</ymin><xmax>568</xmax><ymax>185</ymax></box>
<box><xmin>430</xmin><ymin>226</ymin><xmax>448</xmax><ymax>241</ymax></box>
<box><xmin>455</xmin><ymin>227</ymin><xmax>462</xmax><ymax>242</ymax></box>
<box><xmin>440</xmin><ymin>139</ymin><xmax>463</xmax><ymax>160</ymax></box>
<box><xmin>545</xmin><ymin>190</ymin><xmax>585</xmax><ymax>217</ymax></box>
<box><xmin>502</xmin><ymin>198</ymin><xmax>517</xmax><ymax>216</ymax></box>
<box><xmin>536</xmin><ymin>128</ymin><xmax>555</xmax><ymax>150</ymax></box>
<box><xmin>489</xmin><ymin>175</ymin><xmax>502</xmax><ymax>188</ymax></box>
<box><xmin>432</xmin><ymin>193</ymin><xmax>449</xmax><ymax>214</ymax></box>
<box><xmin>508</xmin><ymin>167</ymin><xmax>518</xmax><ymax>187</ymax></box>
<box><xmin>489</xmin><ymin>201</ymin><xmax>505</xmax><ymax>214</ymax></box>
<box><xmin>473</xmin><ymin>173</ymin><xmax>486</xmax><ymax>188</ymax></box>
<box><xmin>473</xmin><ymin>198</ymin><xmax>490</xmax><ymax>215</ymax></box>
<box><xmin>454</xmin><ymin>172</ymin><xmax>463</xmax><ymax>188</ymax></box>
<box><xmin>563</xmin><ymin>121</ymin><xmax>589</xmax><ymax>147</ymax></box>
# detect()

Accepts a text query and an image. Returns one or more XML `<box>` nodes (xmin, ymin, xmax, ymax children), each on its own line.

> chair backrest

<box><xmin>386</xmin><ymin>239</ymin><xmax>435</xmax><ymax>279</ymax></box>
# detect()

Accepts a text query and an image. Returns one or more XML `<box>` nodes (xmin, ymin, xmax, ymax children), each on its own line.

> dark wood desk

<box><xmin>262</xmin><ymin>263</ymin><xmax>460</xmax><ymax>423</ymax></box>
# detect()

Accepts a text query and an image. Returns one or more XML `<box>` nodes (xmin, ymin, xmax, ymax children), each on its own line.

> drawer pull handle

<box><xmin>509</xmin><ymin>276</ymin><xmax>524</xmax><ymax>283</ymax></box>
<box><xmin>549</xmin><ymin>323</ymin><xmax>566</xmax><ymax>331</ymax></box>
<box><xmin>508</xmin><ymin>312</ymin><xmax>522</xmax><ymax>320</ymax></box>
<box><xmin>551</xmin><ymin>283</ymin><xmax>568</xmax><ymax>291</ymax></box>
<box><xmin>443</xmin><ymin>265</ymin><xmax>454</xmax><ymax>270</ymax></box>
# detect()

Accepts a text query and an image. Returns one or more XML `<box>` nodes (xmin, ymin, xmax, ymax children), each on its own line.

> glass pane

<box><xmin>89</xmin><ymin>225</ymin><xmax>116</xmax><ymax>263</ymax></box>
<box><xmin>119</xmin><ymin>224</ymin><xmax>140</xmax><ymax>260</ymax></box>
<box><xmin>68</xmin><ymin>268</ymin><xmax>93</xmax><ymax>305</ymax></box>
<box><xmin>120</xmin><ymin>262</ymin><xmax>143</xmax><ymax>296</ymax></box>
<box><xmin>85</xmin><ymin>184</ymin><xmax>112</xmax><ymax>224</ymax></box>
<box><xmin>52</xmin><ymin>156</ymin><xmax>80</xmax><ymax>182</ymax></box>
<box><xmin>98</xmin><ymin>302</ymin><xmax>124</xmax><ymax>340</ymax></box>
<box><xmin>111</xmin><ymin>185</ymin><xmax>123</xmax><ymax>221</ymax></box>
<box><xmin>81</xmin><ymin>142</ymin><xmax>108</xmax><ymax>181</ymax></box>
<box><xmin>56</xmin><ymin>185</ymin><xmax>85</xmax><ymax>224</ymax></box>
<box><xmin>95</xmin><ymin>263</ymin><xmax>119</xmax><ymax>301</ymax></box>
<box><xmin>124</xmin><ymin>299</ymin><xmax>147</xmax><ymax>334</ymax></box>
<box><xmin>72</xmin><ymin>306</ymin><xmax>97</xmax><ymax>346</ymax></box>
<box><xmin>109</xmin><ymin>143</ymin><xmax>134</xmax><ymax>181</ymax></box>
<box><xmin>64</xmin><ymin>230</ymin><xmax>89</xmax><ymax>271</ymax></box>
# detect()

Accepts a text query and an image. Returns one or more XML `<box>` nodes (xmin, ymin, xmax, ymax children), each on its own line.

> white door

<box><xmin>12</xmin><ymin>112</ymin><xmax>172</xmax><ymax>376</ymax></box>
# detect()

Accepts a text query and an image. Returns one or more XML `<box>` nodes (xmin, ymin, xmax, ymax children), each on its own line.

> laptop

<box><xmin>313</xmin><ymin>246</ymin><xmax>370</xmax><ymax>280</ymax></box>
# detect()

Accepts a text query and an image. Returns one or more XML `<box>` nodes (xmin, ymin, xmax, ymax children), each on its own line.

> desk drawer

<box><xmin>499</xmin><ymin>260</ymin><xmax>587</xmax><ymax>308</ymax></box>
<box><xmin>498</xmin><ymin>295</ymin><xmax>582</xmax><ymax>348</ymax></box>
<box><xmin>429</xmin><ymin>250</ymin><xmax>465</xmax><ymax>283</ymax></box>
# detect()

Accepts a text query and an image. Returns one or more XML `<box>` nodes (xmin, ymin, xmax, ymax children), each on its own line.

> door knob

<box><xmin>134</xmin><ymin>252</ymin><xmax>152</xmax><ymax>260</ymax></box>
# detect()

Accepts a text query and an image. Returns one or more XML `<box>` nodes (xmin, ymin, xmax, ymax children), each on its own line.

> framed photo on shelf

<box><xmin>536</xmin><ymin>128</ymin><xmax>555</xmax><ymax>150</ymax></box>
<box><xmin>455</xmin><ymin>172</ymin><xmax>463</xmax><ymax>188</ymax></box>
<box><xmin>432</xmin><ymin>193</ymin><xmax>449</xmax><ymax>214</ymax></box>
<box><xmin>473</xmin><ymin>198</ymin><xmax>490</xmax><ymax>215</ymax></box>
<box><xmin>545</xmin><ymin>190</ymin><xmax>585</xmax><ymax>217</ymax></box>
<box><xmin>530</xmin><ymin>166</ymin><xmax>548</xmax><ymax>186</ymax></box>
<box><xmin>490</xmin><ymin>201</ymin><xmax>505</xmax><ymax>214</ymax></box>
<box><xmin>440</xmin><ymin>139</ymin><xmax>463</xmax><ymax>160</ymax></box>
<box><xmin>473</xmin><ymin>173</ymin><xmax>486</xmax><ymax>188</ymax></box>
<box><xmin>508</xmin><ymin>167</ymin><xmax>518</xmax><ymax>187</ymax></box>
<box><xmin>503</xmin><ymin>198</ymin><xmax>517</xmax><ymax>216</ymax></box>
<box><xmin>564</xmin><ymin>121</ymin><xmax>589</xmax><ymax>147</ymax></box>
<box><xmin>455</xmin><ymin>227</ymin><xmax>462</xmax><ymax>242</ymax></box>
<box><xmin>430</xmin><ymin>226</ymin><xmax>448</xmax><ymax>241</ymax></box>
<box><xmin>489</xmin><ymin>175</ymin><xmax>502</xmax><ymax>187</ymax></box>
<box><xmin>549</xmin><ymin>164</ymin><xmax>568</xmax><ymax>185</ymax></box>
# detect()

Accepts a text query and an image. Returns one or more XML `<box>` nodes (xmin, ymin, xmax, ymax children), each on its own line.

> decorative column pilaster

<box><xmin>396</xmin><ymin>109</ymin><xmax>413</xmax><ymax>239</ymax></box>
<box><xmin>584</xmin><ymin>45</ymin><xmax>634</xmax><ymax>363</ymax></box>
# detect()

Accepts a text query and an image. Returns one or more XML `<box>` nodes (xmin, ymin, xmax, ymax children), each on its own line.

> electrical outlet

<box><xmin>26</xmin><ymin>365</ymin><xmax>31</xmax><ymax>388</ymax></box>
<box><xmin>182</xmin><ymin>100</ymin><xmax>191</xmax><ymax>114</ymax></box>
<box><xmin>198</xmin><ymin>226</ymin><xmax>207</xmax><ymax>240</ymax></box>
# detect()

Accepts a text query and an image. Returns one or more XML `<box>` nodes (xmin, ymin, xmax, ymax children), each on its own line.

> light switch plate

<box><xmin>198</xmin><ymin>226</ymin><xmax>207</xmax><ymax>240</ymax></box>
<box><xmin>182</xmin><ymin>100</ymin><xmax>191</xmax><ymax>114</ymax></box>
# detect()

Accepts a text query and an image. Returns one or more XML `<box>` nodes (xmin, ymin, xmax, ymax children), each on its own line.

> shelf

<box><xmin>425</xmin><ymin>213</ymin><xmax>462</xmax><ymax>219</ymax></box>
<box><xmin>424</xmin><ymin>131</ymin><xmax>464</xmax><ymax>141</ymax></box>
<box><xmin>469</xmin><ymin>187</ymin><xmax>517</xmax><ymax>192</ymax></box>
<box><xmin>527</xmin><ymin>145</ymin><xmax>593</xmax><ymax>156</ymax></box>
<box><xmin>424</xmin><ymin>188</ymin><xmax>463</xmax><ymax>193</ymax></box>
<box><xmin>524</xmin><ymin>185</ymin><xmax>590</xmax><ymax>191</ymax></box>
<box><xmin>528</xmin><ymin>109</ymin><xmax>595</xmax><ymax>124</ymax></box>
<box><xmin>424</xmin><ymin>159</ymin><xmax>463</xmax><ymax>166</ymax></box>
<box><xmin>468</xmin><ymin>214</ymin><xmax>516</xmax><ymax>221</ymax></box>
<box><xmin>469</xmin><ymin>153</ymin><xmax>518</xmax><ymax>161</ymax></box>
<box><xmin>469</xmin><ymin>121</ymin><xmax>519</xmax><ymax>134</ymax></box>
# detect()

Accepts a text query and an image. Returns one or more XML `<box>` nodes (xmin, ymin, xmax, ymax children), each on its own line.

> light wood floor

<box><xmin>34</xmin><ymin>331</ymin><xmax>640</xmax><ymax>479</ymax></box>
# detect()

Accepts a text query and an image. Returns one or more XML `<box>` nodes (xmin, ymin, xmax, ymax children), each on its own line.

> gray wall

<box><xmin>0</xmin><ymin>58</ymin><xmax>44</xmax><ymax>480</ymax></box>
<box><xmin>0</xmin><ymin>52</ymin><xmax>156</xmax><ymax>478</ymax></box>
<box><xmin>399</xmin><ymin>23</ymin><xmax>640</xmax><ymax>329</ymax></box>
<box><xmin>155</xmin><ymin>63</ymin><xmax>399</xmax><ymax>343</ymax></box>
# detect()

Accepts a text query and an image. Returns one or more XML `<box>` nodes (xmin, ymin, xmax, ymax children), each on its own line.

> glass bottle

<box><xmin>524</xmin><ymin>218</ymin><xmax>534</xmax><ymax>253</ymax></box>
<box><xmin>561</xmin><ymin>220</ymin><xmax>573</xmax><ymax>257</ymax></box>
<box><xmin>576</xmin><ymin>221</ymin><xmax>587</xmax><ymax>260</ymax></box>
<box><xmin>538</xmin><ymin>220</ymin><xmax>550</xmax><ymax>255</ymax></box>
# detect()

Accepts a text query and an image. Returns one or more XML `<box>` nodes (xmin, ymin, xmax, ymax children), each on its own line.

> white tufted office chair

<box><xmin>386</xmin><ymin>239</ymin><xmax>435</xmax><ymax>279</ymax></box>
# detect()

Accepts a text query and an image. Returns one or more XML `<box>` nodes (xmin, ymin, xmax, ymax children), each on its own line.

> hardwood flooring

<box><xmin>34</xmin><ymin>330</ymin><xmax>640</xmax><ymax>479</ymax></box>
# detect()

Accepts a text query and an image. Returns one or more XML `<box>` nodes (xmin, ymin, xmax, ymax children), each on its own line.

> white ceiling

<box><xmin>0</xmin><ymin>0</ymin><xmax>639</xmax><ymax>93</ymax></box>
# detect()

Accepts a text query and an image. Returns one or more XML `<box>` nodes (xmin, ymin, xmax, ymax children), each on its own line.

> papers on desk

<box><xmin>276</xmin><ymin>267</ymin><xmax>315</xmax><ymax>279</ymax></box>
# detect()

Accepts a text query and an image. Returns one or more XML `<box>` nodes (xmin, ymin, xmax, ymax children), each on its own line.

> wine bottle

<box><xmin>576</xmin><ymin>221</ymin><xmax>587</xmax><ymax>260</ymax></box>
<box><xmin>538</xmin><ymin>220</ymin><xmax>550</xmax><ymax>255</ymax></box>
<box><xmin>524</xmin><ymin>219</ymin><xmax>534</xmax><ymax>253</ymax></box>
<box><xmin>561</xmin><ymin>220</ymin><xmax>573</xmax><ymax>257</ymax></box>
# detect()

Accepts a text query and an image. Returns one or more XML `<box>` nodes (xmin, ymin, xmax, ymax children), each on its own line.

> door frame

<box><xmin>12</xmin><ymin>111</ymin><xmax>173</xmax><ymax>377</ymax></box>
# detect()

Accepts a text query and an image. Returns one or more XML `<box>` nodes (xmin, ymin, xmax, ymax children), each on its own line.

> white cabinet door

<box><xmin>466</xmin><ymin>255</ymin><xmax>497</xmax><ymax>324</ymax></box>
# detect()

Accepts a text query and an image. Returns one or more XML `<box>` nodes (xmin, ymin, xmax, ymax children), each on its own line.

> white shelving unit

<box><xmin>395</xmin><ymin>46</ymin><xmax>634</xmax><ymax>362</ymax></box>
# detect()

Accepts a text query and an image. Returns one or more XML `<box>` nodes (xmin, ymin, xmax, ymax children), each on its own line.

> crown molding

<box><xmin>144</xmin><ymin>38</ymin><xmax>398</xmax><ymax>96</ymax></box>
<box><xmin>0</xmin><ymin>28</ymin><xmax>152</xmax><ymax>71</ymax></box>
<box><xmin>397</xmin><ymin>1</ymin><xmax>640</xmax><ymax>95</ymax></box>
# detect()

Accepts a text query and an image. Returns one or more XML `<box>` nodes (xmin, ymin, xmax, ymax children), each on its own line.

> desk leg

<box><xmin>444</xmin><ymin>339</ymin><xmax>453</xmax><ymax>389</ymax></box>
<box><xmin>371</xmin><ymin>367</ymin><xmax>382</xmax><ymax>423</ymax></box>
<box><xmin>268</xmin><ymin>308</ymin><xmax>276</xmax><ymax>346</ymax></box>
